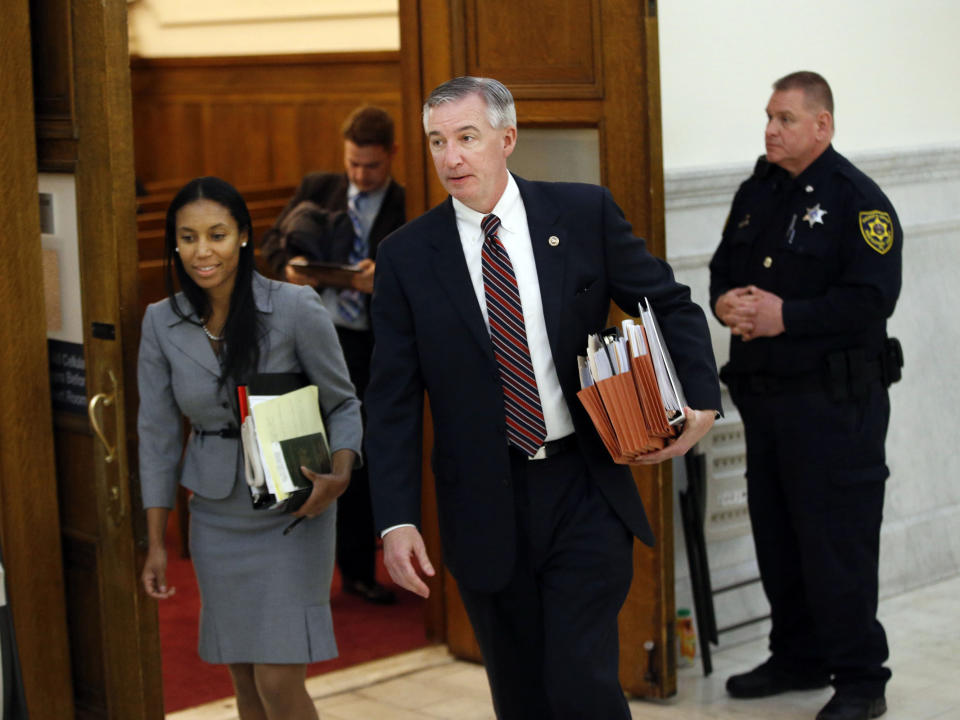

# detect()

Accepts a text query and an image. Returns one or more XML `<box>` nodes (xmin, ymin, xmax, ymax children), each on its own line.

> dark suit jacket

<box><xmin>261</xmin><ymin>172</ymin><xmax>406</xmax><ymax>278</ymax></box>
<box><xmin>365</xmin><ymin>175</ymin><xmax>721</xmax><ymax>592</ymax></box>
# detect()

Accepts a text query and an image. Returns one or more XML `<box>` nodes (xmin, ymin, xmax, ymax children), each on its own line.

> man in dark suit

<box><xmin>365</xmin><ymin>77</ymin><xmax>722</xmax><ymax>719</ymax></box>
<box><xmin>262</xmin><ymin>106</ymin><xmax>405</xmax><ymax>604</ymax></box>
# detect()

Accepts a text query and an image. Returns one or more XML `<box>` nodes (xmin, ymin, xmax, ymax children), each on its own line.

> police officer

<box><xmin>709</xmin><ymin>71</ymin><xmax>902</xmax><ymax>720</ymax></box>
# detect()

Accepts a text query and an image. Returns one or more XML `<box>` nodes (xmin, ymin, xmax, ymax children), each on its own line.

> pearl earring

<box><xmin>174</xmin><ymin>247</ymin><xmax>180</xmax><ymax>253</ymax></box>
<box><xmin>241</xmin><ymin>242</ymin><xmax>248</xmax><ymax>247</ymax></box>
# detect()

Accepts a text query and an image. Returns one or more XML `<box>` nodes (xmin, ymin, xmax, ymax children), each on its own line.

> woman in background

<box><xmin>137</xmin><ymin>176</ymin><xmax>361</xmax><ymax>720</ymax></box>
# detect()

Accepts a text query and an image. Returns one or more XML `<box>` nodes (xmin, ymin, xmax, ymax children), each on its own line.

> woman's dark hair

<box><xmin>163</xmin><ymin>176</ymin><xmax>260</xmax><ymax>386</ymax></box>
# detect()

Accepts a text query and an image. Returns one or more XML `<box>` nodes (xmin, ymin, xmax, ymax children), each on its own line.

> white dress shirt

<box><xmin>451</xmin><ymin>172</ymin><xmax>575</xmax><ymax>441</ymax></box>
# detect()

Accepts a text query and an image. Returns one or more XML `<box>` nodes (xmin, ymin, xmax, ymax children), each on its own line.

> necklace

<box><xmin>202</xmin><ymin>324</ymin><xmax>224</xmax><ymax>342</ymax></box>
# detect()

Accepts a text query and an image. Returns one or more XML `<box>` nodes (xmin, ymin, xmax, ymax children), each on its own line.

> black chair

<box><xmin>680</xmin><ymin>451</ymin><xmax>768</xmax><ymax>675</ymax></box>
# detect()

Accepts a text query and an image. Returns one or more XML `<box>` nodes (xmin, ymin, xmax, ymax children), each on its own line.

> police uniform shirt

<box><xmin>709</xmin><ymin>144</ymin><xmax>902</xmax><ymax>379</ymax></box>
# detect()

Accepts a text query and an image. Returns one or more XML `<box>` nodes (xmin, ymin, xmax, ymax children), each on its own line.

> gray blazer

<box><xmin>137</xmin><ymin>273</ymin><xmax>362</xmax><ymax>509</ymax></box>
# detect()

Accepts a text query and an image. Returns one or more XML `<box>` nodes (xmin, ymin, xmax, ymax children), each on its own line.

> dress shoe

<box><xmin>816</xmin><ymin>692</ymin><xmax>886</xmax><ymax>720</ymax></box>
<box><xmin>342</xmin><ymin>578</ymin><xmax>397</xmax><ymax>605</ymax></box>
<box><xmin>726</xmin><ymin>658</ymin><xmax>830</xmax><ymax>698</ymax></box>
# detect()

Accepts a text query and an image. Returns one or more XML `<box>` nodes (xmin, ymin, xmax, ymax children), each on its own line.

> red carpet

<box><xmin>158</xmin><ymin>526</ymin><xmax>428</xmax><ymax>713</ymax></box>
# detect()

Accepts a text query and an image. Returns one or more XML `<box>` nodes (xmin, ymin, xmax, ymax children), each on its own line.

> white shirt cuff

<box><xmin>380</xmin><ymin>523</ymin><xmax>415</xmax><ymax>538</ymax></box>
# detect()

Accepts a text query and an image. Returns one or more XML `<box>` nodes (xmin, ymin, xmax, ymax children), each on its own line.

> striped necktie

<box><xmin>337</xmin><ymin>192</ymin><xmax>367</xmax><ymax>322</ymax></box>
<box><xmin>480</xmin><ymin>213</ymin><xmax>547</xmax><ymax>456</ymax></box>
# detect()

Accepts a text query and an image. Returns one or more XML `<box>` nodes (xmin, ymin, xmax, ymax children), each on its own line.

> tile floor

<box><xmin>169</xmin><ymin>574</ymin><xmax>960</xmax><ymax>720</ymax></box>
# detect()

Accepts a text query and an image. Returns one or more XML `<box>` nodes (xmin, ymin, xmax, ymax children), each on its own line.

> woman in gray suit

<box><xmin>137</xmin><ymin>177</ymin><xmax>362</xmax><ymax>720</ymax></box>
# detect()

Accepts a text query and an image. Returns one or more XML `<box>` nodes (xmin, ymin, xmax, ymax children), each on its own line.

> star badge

<box><xmin>803</xmin><ymin>203</ymin><xmax>828</xmax><ymax>227</ymax></box>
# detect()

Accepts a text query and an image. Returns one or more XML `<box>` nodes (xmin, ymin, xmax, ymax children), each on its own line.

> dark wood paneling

<box><xmin>129</xmin><ymin>51</ymin><xmax>405</xmax><ymax>315</ymax></box>
<box><xmin>30</xmin><ymin>0</ymin><xmax>76</xmax><ymax>139</ymax></box>
<box><xmin>130</xmin><ymin>52</ymin><xmax>404</xmax><ymax>189</ymax></box>
<box><xmin>464</xmin><ymin>0</ymin><xmax>603</xmax><ymax>98</ymax></box>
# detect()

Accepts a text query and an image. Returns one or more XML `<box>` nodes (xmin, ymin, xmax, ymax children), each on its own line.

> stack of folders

<box><xmin>237</xmin><ymin>375</ymin><xmax>331</xmax><ymax>513</ymax></box>
<box><xmin>576</xmin><ymin>298</ymin><xmax>687</xmax><ymax>462</ymax></box>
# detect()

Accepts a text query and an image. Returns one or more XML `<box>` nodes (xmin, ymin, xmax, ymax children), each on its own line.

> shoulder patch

<box><xmin>859</xmin><ymin>210</ymin><xmax>894</xmax><ymax>255</ymax></box>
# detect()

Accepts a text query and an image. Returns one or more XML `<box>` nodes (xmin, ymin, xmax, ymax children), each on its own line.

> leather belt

<box><xmin>527</xmin><ymin>434</ymin><xmax>577</xmax><ymax>461</ymax></box>
<box><xmin>194</xmin><ymin>426</ymin><xmax>240</xmax><ymax>439</ymax></box>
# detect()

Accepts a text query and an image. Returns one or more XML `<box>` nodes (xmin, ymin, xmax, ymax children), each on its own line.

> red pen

<box><xmin>237</xmin><ymin>385</ymin><xmax>249</xmax><ymax>421</ymax></box>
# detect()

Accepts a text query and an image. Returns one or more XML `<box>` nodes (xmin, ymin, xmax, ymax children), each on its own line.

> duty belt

<box><xmin>731</xmin><ymin>358</ymin><xmax>884</xmax><ymax>399</ymax></box>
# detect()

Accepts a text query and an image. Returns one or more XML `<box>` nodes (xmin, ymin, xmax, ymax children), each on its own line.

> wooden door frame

<box><xmin>4</xmin><ymin>0</ymin><xmax>164</xmax><ymax>717</ymax></box>
<box><xmin>0</xmin><ymin>1</ymin><xmax>75</xmax><ymax>717</ymax></box>
<box><xmin>65</xmin><ymin>0</ymin><xmax>164</xmax><ymax>716</ymax></box>
<box><xmin>398</xmin><ymin>0</ymin><xmax>676</xmax><ymax>697</ymax></box>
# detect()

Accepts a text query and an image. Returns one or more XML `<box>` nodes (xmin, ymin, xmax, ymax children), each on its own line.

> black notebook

<box><xmin>239</xmin><ymin>373</ymin><xmax>328</xmax><ymax>513</ymax></box>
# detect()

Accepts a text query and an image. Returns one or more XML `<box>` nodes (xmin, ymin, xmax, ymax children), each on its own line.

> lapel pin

<box><xmin>548</xmin><ymin>235</ymin><xmax>560</xmax><ymax>247</ymax></box>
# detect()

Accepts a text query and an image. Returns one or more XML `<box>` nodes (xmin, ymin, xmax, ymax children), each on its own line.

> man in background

<box><xmin>263</xmin><ymin>105</ymin><xmax>405</xmax><ymax>604</ymax></box>
<box><xmin>710</xmin><ymin>71</ymin><xmax>902</xmax><ymax>720</ymax></box>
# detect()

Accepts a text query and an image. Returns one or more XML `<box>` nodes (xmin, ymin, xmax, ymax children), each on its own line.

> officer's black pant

<box><xmin>731</xmin><ymin>383</ymin><xmax>891</xmax><ymax>698</ymax></box>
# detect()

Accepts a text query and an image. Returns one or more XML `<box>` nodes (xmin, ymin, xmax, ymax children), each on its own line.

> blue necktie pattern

<box><xmin>337</xmin><ymin>192</ymin><xmax>368</xmax><ymax>322</ymax></box>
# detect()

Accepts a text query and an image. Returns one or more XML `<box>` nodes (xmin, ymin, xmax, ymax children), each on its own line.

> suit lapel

<box><xmin>164</xmin><ymin>276</ymin><xmax>276</xmax><ymax>378</ymax></box>
<box><xmin>516</xmin><ymin>176</ymin><xmax>567</xmax><ymax>362</ymax></box>
<box><xmin>165</xmin><ymin>303</ymin><xmax>222</xmax><ymax>378</ymax></box>
<box><xmin>429</xmin><ymin>200</ymin><xmax>496</xmax><ymax>362</ymax></box>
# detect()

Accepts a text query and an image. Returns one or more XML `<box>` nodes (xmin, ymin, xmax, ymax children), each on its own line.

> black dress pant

<box><xmin>334</xmin><ymin>326</ymin><xmax>377</xmax><ymax>583</ymax></box>
<box><xmin>732</xmin><ymin>383</ymin><xmax>891</xmax><ymax>697</ymax></box>
<box><xmin>457</xmin><ymin>447</ymin><xmax>634</xmax><ymax>720</ymax></box>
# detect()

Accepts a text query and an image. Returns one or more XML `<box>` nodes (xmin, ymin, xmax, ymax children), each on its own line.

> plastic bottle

<box><xmin>676</xmin><ymin>607</ymin><xmax>696</xmax><ymax>667</ymax></box>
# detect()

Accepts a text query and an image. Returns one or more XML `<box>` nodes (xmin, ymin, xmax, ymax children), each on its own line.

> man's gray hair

<box><xmin>422</xmin><ymin>76</ymin><xmax>517</xmax><ymax>132</ymax></box>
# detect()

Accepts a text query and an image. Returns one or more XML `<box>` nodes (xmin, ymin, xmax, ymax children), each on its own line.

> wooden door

<box><xmin>0</xmin><ymin>2</ymin><xmax>74</xmax><ymax>717</ymax></box>
<box><xmin>398</xmin><ymin>0</ymin><xmax>676</xmax><ymax>698</ymax></box>
<box><xmin>0</xmin><ymin>0</ymin><xmax>163</xmax><ymax>718</ymax></box>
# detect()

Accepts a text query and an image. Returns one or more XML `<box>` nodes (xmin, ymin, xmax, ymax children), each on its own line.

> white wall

<box><xmin>659</xmin><ymin>1</ymin><xmax>960</xmax><ymax>645</ymax></box>
<box><xmin>659</xmin><ymin>0</ymin><xmax>960</xmax><ymax>170</ymax></box>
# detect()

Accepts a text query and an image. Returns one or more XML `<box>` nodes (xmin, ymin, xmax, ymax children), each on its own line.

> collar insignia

<box><xmin>802</xmin><ymin>203</ymin><xmax>828</xmax><ymax>227</ymax></box>
<box><xmin>859</xmin><ymin>210</ymin><xmax>895</xmax><ymax>254</ymax></box>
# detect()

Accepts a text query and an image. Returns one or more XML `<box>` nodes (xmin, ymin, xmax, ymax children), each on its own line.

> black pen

<box><xmin>283</xmin><ymin>516</ymin><xmax>305</xmax><ymax>535</ymax></box>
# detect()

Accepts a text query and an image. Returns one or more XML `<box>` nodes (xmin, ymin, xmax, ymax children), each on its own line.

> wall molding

<box><xmin>667</xmin><ymin>218</ymin><xmax>959</xmax><ymax>268</ymax></box>
<box><xmin>665</xmin><ymin>145</ymin><xmax>960</xmax><ymax>211</ymax></box>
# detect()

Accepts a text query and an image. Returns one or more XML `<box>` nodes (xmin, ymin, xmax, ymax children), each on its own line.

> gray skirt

<box><xmin>188</xmin><ymin>473</ymin><xmax>338</xmax><ymax>665</ymax></box>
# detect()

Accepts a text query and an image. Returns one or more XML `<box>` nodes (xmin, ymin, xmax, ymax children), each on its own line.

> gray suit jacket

<box><xmin>138</xmin><ymin>273</ymin><xmax>362</xmax><ymax>509</ymax></box>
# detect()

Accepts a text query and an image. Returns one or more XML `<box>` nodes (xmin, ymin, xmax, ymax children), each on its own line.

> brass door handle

<box><xmin>88</xmin><ymin>370</ymin><xmax>118</xmax><ymax>463</ymax></box>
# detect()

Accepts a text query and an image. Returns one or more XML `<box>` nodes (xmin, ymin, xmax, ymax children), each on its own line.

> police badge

<box><xmin>859</xmin><ymin>210</ymin><xmax>894</xmax><ymax>254</ymax></box>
